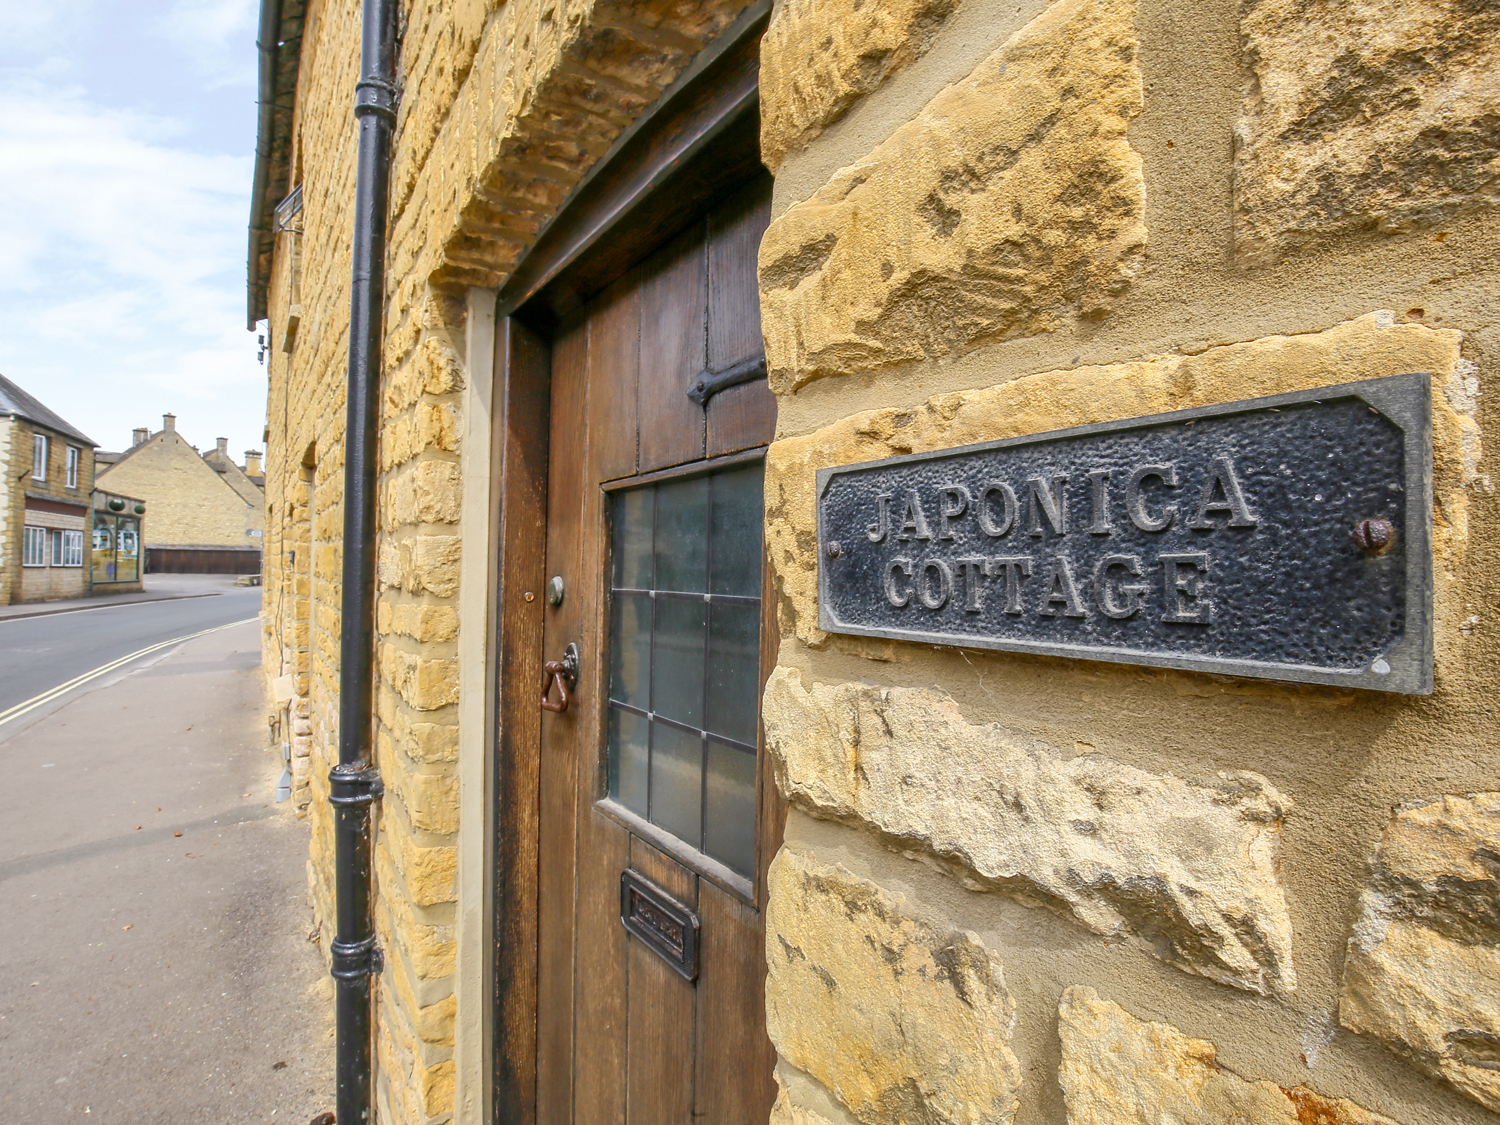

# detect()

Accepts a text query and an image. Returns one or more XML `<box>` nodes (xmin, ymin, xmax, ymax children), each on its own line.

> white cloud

<box><xmin>0</xmin><ymin>5</ymin><xmax>268</xmax><ymax>460</ymax></box>
<box><xmin>0</xmin><ymin>0</ymin><xmax>99</xmax><ymax>56</ymax></box>
<box><xmin>155</xmin><ymin>0</ymin><xmax>259</xmax><ymax>87</ymax></box>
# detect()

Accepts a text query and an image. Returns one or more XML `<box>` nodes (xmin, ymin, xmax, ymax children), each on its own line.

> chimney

<box><xmin>163</xmin><ymin>413</ymin><xmax>176</xmax><ymax>432</ymax></box>
<box><xmin>216</xmin><ymin>437</ymin><xmax>229</xmax><ymax>456</ymax></box>
<box><xmin>132</xmin><ymin>427</ymin><xmax>149</xmax><ymax>447</ymax></box>
<box><xmin>245</xmin><ymin>450</ymin><xmax>262</xmax><ymax>476</ymax></box>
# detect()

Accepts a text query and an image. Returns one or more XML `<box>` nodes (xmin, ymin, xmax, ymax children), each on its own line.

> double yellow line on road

<box><xmin>0</xmin><ymin>617</ymin><xmax>259</xmax><ymax>730</ymax></box>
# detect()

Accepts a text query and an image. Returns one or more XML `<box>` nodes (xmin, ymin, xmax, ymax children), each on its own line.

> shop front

<box><xmin>91</xmin><ymin>491</ymin><xmax>145</xmax><ymax>593</ymax></box>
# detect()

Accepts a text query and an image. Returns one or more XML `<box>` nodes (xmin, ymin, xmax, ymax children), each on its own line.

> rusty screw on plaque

<box><xmin>1352</xmin><ymin>518</ymin><xmax>1395</xmax><ymax>555</ymax></box>
<box><xmin>825</xmin><ymin>540</ymin><xmax>842</xmax><ymax>559</ymax></box>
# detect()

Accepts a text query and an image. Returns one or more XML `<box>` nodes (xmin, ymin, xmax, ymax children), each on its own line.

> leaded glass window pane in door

<box><xmin>605</xmin><ymin>460</ymin><xmax>763</xmax><ymax>877</ymax></box>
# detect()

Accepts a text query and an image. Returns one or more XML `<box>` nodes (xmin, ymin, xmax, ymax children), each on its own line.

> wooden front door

<box><xmin>531</xmin><ymin>174</ymin><xmax>782</xmax><ymax>1125</ymax></box>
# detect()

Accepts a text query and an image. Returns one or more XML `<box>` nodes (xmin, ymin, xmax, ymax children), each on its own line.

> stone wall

<box><xmin>758</xmin><ymin>0</ymin><xmax>1500</xmax><ymax>1124</ymax></box>
<box><xmin>1</xmin><ymin>416</ymin><xmax>97</xmax><ymax>605</ymax></box>
<box><xmin>260</xmin><ymin>0</ymin><xmax>1500</xmax><ymax>1120</ymax></box>
<box><xmin>0</xmin><ymin>417</ymin><xmax>12</xmax><ymax>604</ymax></box>
<box><xmin>96</xmin><ymin>428</ymin><xmax>255</xmax><ymax>548</ymax></box>
<box><xmin>261</xmin><ymin>2</ymin><xmax>756</xmax><ymax>1122</ymax></box>
<box><xmin>17</xmin><ymin>507</ymin><xmax>89</xmax><ymax>601</ymax></box>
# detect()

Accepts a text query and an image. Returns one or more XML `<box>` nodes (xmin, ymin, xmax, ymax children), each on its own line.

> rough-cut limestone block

<box><xmin>1236</xmin><ymin>0</ymin><xmax>1500</xmax><ymax>261</ymax></box>
<box><xmin>1341</xmin><ymin>793</ymin><xmax>1500</xmax><ymax>1112</ymax></box>
<box><xmin>758</xmin><ymin>0</ymin><xmax>1144</xmax><ymax>393</ymax></box>
<box><xmin>771</xmin><ymin>1075</ymin><xmax>842</xmax><ymax>1125</ymax></box>
<box><xmin>764</xmin><ymin>315</ymin><xmax>1476</xmax><ymax>649</ymax></box>
<box><xmin>765</xmin><ymin>849</ymin><xmax>1022</xmax><ymax>1125</ymax></box>
<box><xmin>759</xmin><ymin>0</ymin><xmax>960</xmax><ymax>172</ymax></box>
<box><xmin>1059</xmin><ymin>987</ymin><xmax>1401</xmax><ymax>1125</ymax></box>
<box><xmin>764</xmin><ymin>668</ymin><xmax>1294</xmax><ymax>994</ymax></box>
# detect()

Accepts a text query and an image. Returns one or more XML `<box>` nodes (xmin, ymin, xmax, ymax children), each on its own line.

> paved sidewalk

<box><xmin>0</xmin><ymin>574</ymin><xmax>250</xmax><ymax>621</ymax></box>
<box><xmin>0</xmin><ymin>619</ymin><xmax>333</xmax><ymax>1124</ymax></box>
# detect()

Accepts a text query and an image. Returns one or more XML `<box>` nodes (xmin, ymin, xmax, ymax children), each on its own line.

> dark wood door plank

<box><xmin>637</xmin><ymin>224</ymin><xmax>707</xmax><ymax>473</ymax></box>
<box><xmin>492</xmin><ymin>317</ymin><xmax>551</xmax><ymax>1125</ymax></box>
<box><xmin>535</xmin><ymin>315</ymin><xmax>590</xmax><ymax>1125</ymax></box>
<box><xmin>625</xmin><ymin>838</ymin><xmax>698</xmax><ymax>1125</ymax></box>
<box><xmin>589</xmin><ymin>273</ymin><xmax>642</xmax><ymax>482</ymax></box>
<box><xmin>706</xmin><ymin>177</ymin><xmax>776</xmax><ymax>457</ymax></box>
<box><xmin>693</xmin><ymin>879</ymin><xmax>778</xmax><ymax>1125</ymax></box>
<box><xmin>570</xmin><ymin>288</ymin><xmax>633</xmax><ymax>1125</ymax></box>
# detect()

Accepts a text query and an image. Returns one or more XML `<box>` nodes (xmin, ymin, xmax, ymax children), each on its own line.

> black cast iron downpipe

<box><xmin>246</xmin><ymin>0</ymin><xmax>282</xmax><ymax>329</ymax></box>
<box><xmin>330</xmin><ymin>0</ymin><xmax>397</xmax><ymax>1122</ymax></box>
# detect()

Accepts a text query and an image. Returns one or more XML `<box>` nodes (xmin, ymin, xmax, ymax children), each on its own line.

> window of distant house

<box><xmin>32</xmin><ymin>434</ymin><xmax>47</xmax><ymax>481</ymax></box>
<box><xmin>66</xmin><ymin>446</ymin><xmax>80</xmax><ymax>489</ymax></box>
<box><xmin>22</xmin><ymin>526</ymin><xmax>48</xmax><ymax>567</ymax></box>
<box><xmin>51</xmin><ymin>529</ymin><xmax>83</xmax><ymax>567</ymax></box>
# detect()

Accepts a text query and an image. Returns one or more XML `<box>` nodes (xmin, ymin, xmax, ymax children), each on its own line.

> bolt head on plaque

<box><xmin>1352</xmin><ymin>517</ymin><xmax>1395</xmax><ymax>555</ymax></box>
<box><xmin>825</xmin><ymin>540</ymin><xmax>842</xmax><ymax>559</ymax></box>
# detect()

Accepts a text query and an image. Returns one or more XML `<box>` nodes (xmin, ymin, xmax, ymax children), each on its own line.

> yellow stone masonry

<box><xmin>262</xmin><ymin>3</ymin><xmax>757</xmax><ymax>1121</ymax></box>
<box><xmin>262</xmin><ymin>0</ymin><xmax>1500</xmax><ymax>1120</ymax></box>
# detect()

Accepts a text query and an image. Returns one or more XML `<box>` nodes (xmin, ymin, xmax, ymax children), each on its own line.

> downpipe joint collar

<box><xmin>329</xmin><ymin>761</ymin><xmax>385</xmax><ymax>806</ymax></box>
<box><xmin>331</xmin><ymin>934</ymin><xmax>385</xmax><ymax>981</ymax></box>
<box><xmin>354</xmin><ymin>78</ymin><xmax>398</xmax><ymax>123</ymax></box>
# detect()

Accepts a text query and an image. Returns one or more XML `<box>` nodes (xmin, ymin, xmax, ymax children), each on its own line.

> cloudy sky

<box><xmin>0</xmin><ymin>0</ymin><xmax>269</xmax><ymax>462</ymax></box>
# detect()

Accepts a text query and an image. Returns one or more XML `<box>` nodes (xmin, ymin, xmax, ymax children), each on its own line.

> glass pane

<box><xmin>710</xmin><ymin>464</ymin><xmax>763</xmax><ymax>596</ymax></box>
<box><xmin>608</xmin><ymin>706</ymin><xmax>649</xmax><ymax>817</ymax></box>
<box><xmin>704</xmin><ymin>740</ymin><xmax>756</xmax><ymax>876</ymax></box>
<box><xmin>609</xmin><ymin>593</ymin><xmax>651</xmax><ymax>709</ymax></box>
<box><xmin>705</xmin><ymin>602</ymin><xmax>760</xmax><ymax>746</ymax></box>
<box><xmin>649</xmin><ymin>722</ymin><xmax>703</xmax><ymax>847</ymax></box>
<box><xmin>651</xmin><ymin>597</ymin><xmax>705</xmax><ymax>726</ymax></box>
<box><xmin>612</xmin><ymin>487</ymin><xmax>654</xmax><ymax>589</ymax></box>
<box><xmin>654</xmin><ymin>475</ymin><xmax>708</xmax><ymax>593</ymax></box>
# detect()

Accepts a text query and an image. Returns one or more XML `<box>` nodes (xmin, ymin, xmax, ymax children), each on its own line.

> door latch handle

<box><xmin>541</xmin><ymin>642</ymin><xmax>580</xmax><ymax>713</ymax></box>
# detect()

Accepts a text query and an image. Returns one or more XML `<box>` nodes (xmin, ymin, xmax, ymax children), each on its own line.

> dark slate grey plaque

<box><xmin>816</xmin><ymin>373</ymin><xmax>1433</xmax><ymax>693</ymax></box>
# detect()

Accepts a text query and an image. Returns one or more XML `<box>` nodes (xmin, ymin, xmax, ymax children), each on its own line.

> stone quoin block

<box><xmin>765</xmin><ymin>848</ymin><xmax>1022</xmax><ymax>1125</ymax></box>
<box><xmin>1341</xmin><ymin>793</ymin><xmax>1500</xmax><ymax>1112</ymax></box>
<box><xmin>759</xmin><ymin>0</ymin><xmax>961</xmax><ymax>171</ymax></box>
<box><xmin>408</xmin><ymin>534</ymin><xmax>462</xmax><ymax>598</ymax></box>
<box><xmin>770</xmin><ymin>1076</ymin><xmax>840</xmax><ymax>1125</ymax></box>
<box><xmin>763</xmin><ymin>668</ymin><xmax>1295</xmax><ymax>994</ymax></box>
<box><xmin>1059</xmin><ymin>987</ymin><xmax>1400</xmax><ymax>1124</ymax></box>
<box><xmin>758</xmin><ymin>0</ymin><xmax>1145</xmax><ymax>393</ymax></box>
<box><xmin>1236</xmin><ymin>0</ymin><xmax>1500</xmax><ymax>261</ymax></box>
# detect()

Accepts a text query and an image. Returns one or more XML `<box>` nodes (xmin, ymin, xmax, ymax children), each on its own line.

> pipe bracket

<box><xmin>330</xmin><ymin>935</ymin><xmax>385</xmax><ymax>981</ymax></box>
<box><xmin>329</xmin><ymin>761</ymin><xmax>385</xmax><ymax>807</ymax></box>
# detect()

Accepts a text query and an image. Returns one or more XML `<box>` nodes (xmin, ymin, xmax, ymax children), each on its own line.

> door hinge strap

<box><xmin>686</xmin><ymin>354</ymin><xmax>766</xmax><ymax>407</ymax></box>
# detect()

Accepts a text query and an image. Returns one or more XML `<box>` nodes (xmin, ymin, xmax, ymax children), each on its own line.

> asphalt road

<box><xmin>0</xmin><ymin>611</ymin><xmax>334</xmax><ymax>1123</ymax></box>
<box><xmin>0</xmin><ymin>587</ymin><xmax>262</xmax><ymax>735</ymax></box>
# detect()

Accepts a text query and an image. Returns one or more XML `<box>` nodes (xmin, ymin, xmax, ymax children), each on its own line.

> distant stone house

<box><xmin>0</xmin><ymin>373</ymin><xmax>98</xmax><ymax>605</ymax></box>
<box><xmin>94</xmin><ymin>414</ymin><xmax>265</xmax><ymax>574</ymax></box>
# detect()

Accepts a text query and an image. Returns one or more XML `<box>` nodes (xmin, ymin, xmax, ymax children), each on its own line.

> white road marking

<box><xmin>0</xmin><ymin>618</ymin><xmax>259</xmax><ymax>729</ymax></box>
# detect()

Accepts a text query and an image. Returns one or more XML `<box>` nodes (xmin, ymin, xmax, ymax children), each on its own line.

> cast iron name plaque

<box><xmin>620</xmin><ymin>869</ymin><xmax>700</xmax><ymax>981</ymax></box>
<box><xmin>817</xmin><ymin>373</ymin><xmax>1433</xmax><ymax>694</ymax></box>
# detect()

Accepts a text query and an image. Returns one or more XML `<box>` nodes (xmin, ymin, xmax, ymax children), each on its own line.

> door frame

<box><xmin>487</xmin><ymin>8</ymin><xmax>771</xmax><ymax>1124</ymax></box>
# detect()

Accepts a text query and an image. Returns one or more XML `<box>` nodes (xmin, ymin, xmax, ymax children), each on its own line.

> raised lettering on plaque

<box><xmin>816</xmin><ymin>373</ymin><xmax>1432</xmax><ymax>693</ymax></box>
